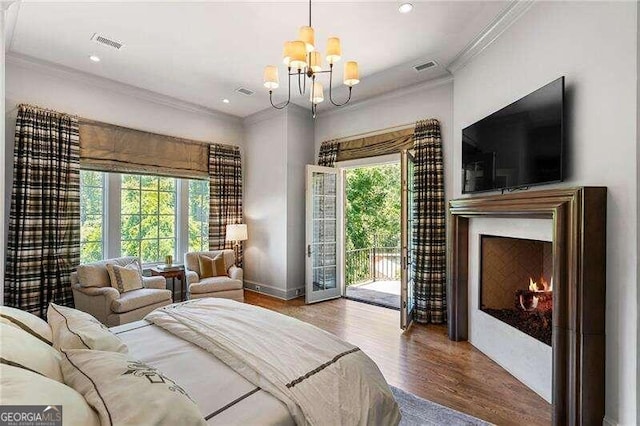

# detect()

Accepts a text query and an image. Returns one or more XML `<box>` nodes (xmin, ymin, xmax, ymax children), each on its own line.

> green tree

<box><xmin>345</xmin><ymin>163</ymin><xmax>401</xmax><ymax>284</ymax></box>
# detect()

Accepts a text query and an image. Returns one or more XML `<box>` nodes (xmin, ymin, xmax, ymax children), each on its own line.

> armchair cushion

<box><xmin>106</xmin><ymin>260</ymin><xmax>144</xmax><ymax>293</ymax></box>
<box><xmin>184</xmin><ymin>250</ymin><xmax>234</xmax><ymax>277</ymax></box>
<box><xmin>190</xmin><ymin>277</ymin><xmax>243</xmax><ymax>294</ymax></box>
<box><xmin>111</xmin><ymin>289</ymin><xmax>172</xmax><ymax>314</ymax></box>
<box><xmin>76</xmin><ymin>256</ymin><xmax>140</xmax><ymax>288</ymax></box>
<box><xmin>143</xmin><ymin>276</ymin><xmax>167</xmax><ymax>290</ymax></box>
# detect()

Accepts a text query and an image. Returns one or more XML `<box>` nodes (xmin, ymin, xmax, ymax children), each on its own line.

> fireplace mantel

<box><xmin>447</xmin><ymin>187</ymin><xmax>606</xmax><ymax>425</ymax></box>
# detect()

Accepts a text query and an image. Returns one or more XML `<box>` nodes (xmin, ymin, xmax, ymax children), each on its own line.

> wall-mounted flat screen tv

<box><xmin>462</xmin><ymin>77</ymin><xmax>564</xmax><ymax>194</ymax></box>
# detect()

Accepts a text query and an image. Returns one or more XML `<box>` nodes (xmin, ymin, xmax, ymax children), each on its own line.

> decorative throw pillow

<box><xmin>106</xmin><ymin>260</ymin><xmax>143</xmax><ymax>293</ymax></box>
<box><xmin>47</xmin><ymin>303</ymin><xmax>128</xmax><ymax>353</ymax></box>
<box><xmin>1</xmin><ymin>364</ymin><xmax>100</xmax><ymax>426</ymax></box>
<box><xmin>60</xmin><ymin>349</ymin><xmax>206</xmax><ymax>426</ymax></box>
<box><xmin>198</xmin><ymin>254</ymin><xmax>226</xmax><ymax>279</ymax></box>
<box><xmin>0</xmin><ymin>323</ymin><xmax>63</xmax><ymax>382</ymax></box>
<box><xmin>0</xmin><ymin>305</ymin><xmax>53</xmax><ymax>344</ymax></box>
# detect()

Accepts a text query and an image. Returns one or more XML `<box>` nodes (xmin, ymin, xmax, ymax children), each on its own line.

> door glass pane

<box><xmin>407</xmin><ymin>157</ymin><xmax>415</xmax><ymax>316</ymax></box>
<box><xmin>309</xmin><ymin>170</ymin><xmax>338</xmax><ymax>296</ymax></box>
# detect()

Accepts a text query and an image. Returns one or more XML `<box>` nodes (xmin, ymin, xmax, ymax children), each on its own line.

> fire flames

<box><xmin>528</xmin><ymin>277</ymin><xmax>553</xmax><ymax>293</ymax></box>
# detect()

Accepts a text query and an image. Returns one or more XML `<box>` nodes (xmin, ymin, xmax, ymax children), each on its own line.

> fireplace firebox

<box><xmin>479</xmin><ymin>235</ymin><xmax>553</xmax><ymax>345</ymax></box>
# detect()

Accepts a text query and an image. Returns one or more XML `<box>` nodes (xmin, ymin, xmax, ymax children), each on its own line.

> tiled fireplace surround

<box><xmin>447</xmin><ymin>187</ymin><xmax>606</xmax><ymax>426</ymax></box>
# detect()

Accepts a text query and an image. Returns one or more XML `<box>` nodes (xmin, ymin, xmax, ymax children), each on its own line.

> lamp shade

<box><xmin>310</xmin><ymin>81</ymin><xmax>324</xmax><ymax>104</ymax></box>
<box><xmin>289</xmin><ymin>40</ymin><xmax>308</xmax><ymax>69</ymax></box>
<box><xmin>344</xmin><ymin>61</ymin><xmax>360</xmax><ymax>86</ymax></box>
<box><xmin>226</xmin><ymin>224</ymin><xmax>248</xmax><ymax>242</ymax></box>
<box><xmin>263</xmin><ymin>66</ymin><xmax>279</xmax><ymax>90</ymax></box>
<box><xmin>309</xmin><ymin>51</ymin><xmax>322</xmax><ymax>73</ymax></box>
<box><xmin>282</xmin><ymin>41</ymin><xmax>295</xmax><ymax>66</ymax></box>
<box><xmin>325</xmin><ymin>37</ymin><xmax>342</xmax><ymax>64</ymax></box>
<box><xmin>298</xmin><ymin>26</ymin><xmax>315</xmax><ymax>53</ymax></box>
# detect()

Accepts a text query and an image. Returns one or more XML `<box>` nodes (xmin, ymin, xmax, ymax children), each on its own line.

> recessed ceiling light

<box><xmin>222</xmin><ymin>99</ymin><xmax>230</xmax><ymax>104</ymax></box>
<box><xmin>398</xmin><ymin>3</ymin><xmax>413</xmax><ymax>13</ymax></box>
<box><xmin>89</xmin><ymin>55</ymin><xmax>101</xmax><ymax>62</ymax></box>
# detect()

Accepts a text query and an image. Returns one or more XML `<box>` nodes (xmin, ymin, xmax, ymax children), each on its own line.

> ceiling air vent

<box><xmin>236</xmin><ymin>87</ymin><xmax>255</xmax><ymax>96</ymax></box>
<box><xmin>90</xmin><ymin>33</ymin><xmax>124</xmax><ymax>50</ymax></box>
<box><xmin>413</xmin><ymin>60</ymin><xmax>438</xmax><ymax>73</ymax></box>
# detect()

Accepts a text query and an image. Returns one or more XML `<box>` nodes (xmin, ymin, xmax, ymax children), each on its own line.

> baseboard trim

<box><xmin>244</xmin><ymin>280</ymin><xmax>305</xmax><ymax>301</ymax></box>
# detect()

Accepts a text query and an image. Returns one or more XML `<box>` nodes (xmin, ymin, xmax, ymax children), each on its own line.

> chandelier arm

<box><xmin>328</xmin><ymin>64</ymin><xmax>353</xmax><ymax>107</ymax></box>
<box><xmin>269</xmin><ymin>90</ymin><xmax>289</xmax><ymax>110</ymax></box>
<box><xmin>298</xmin><ymin>70</ymin><xmax>305</xmax><ymax>95</ymax></box>
<box><xmin>309</xmin><ymin>0</ymin><xmax>312</xmax><ymax>27</ymax></box>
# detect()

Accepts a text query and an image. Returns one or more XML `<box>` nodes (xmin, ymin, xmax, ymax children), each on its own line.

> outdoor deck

<box><xmin>345</xmin><ymin>279</ymin><xmax>400</xmax><ymax>309</ymax></box>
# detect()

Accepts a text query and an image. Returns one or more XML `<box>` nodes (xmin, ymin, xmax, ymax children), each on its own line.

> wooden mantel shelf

<box><xmin>446</xmin><ymin>186</ymin><xmax>607</xmax><ymax>426</ymax></box>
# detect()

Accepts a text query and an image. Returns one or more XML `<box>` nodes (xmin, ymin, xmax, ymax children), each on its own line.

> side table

<box><xmin>149</xmin><ymin>265</ymin><xmax>187</xmax><ymax>302</ymax></box>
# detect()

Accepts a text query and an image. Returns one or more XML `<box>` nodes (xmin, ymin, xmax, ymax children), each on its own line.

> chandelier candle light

<box><xmin>263</xmin><ymin>0</ymin><xmax>360</xmax><ymax>118</ymax></box>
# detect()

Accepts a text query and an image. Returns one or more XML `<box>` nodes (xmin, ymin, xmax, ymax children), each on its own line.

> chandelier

<box><xmin>263</xmin><ymin>0</ymin><xmax>360</xmax><ymax>118</ymax></box>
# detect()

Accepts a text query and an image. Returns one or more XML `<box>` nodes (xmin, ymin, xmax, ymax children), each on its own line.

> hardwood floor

<box><xmin>245</xmin><ymin>290</ymin><xmax>551</xmax><ymax>426</ymax></box>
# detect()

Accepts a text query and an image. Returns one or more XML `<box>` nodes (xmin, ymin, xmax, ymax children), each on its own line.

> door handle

<box><xmin>307</xmin><ymin>245</ymin><xmax>311</xmax><ymax>258</ymax></box>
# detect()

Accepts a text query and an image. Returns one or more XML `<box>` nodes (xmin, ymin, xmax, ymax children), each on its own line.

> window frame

<box><xmin>80</xmin><ymin>170</ymin><xmax>209</xmax><ymax>266</ymax></box>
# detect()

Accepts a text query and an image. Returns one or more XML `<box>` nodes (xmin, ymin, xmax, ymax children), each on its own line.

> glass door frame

<box><xmin>400</xmin><ymin>149</ymin><xmax>415</xmax><ymax>330</ymax></box>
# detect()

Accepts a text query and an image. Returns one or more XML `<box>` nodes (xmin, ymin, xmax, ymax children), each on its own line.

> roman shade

<box><xmin>335</xmin><ymin>128</ymin><xmax>414</xmax><ymax>162</ymax></box>
<box><xmin>79</xmin><ymin>119</ymin><xmax>209</xmax><ymax>179</ymax></box>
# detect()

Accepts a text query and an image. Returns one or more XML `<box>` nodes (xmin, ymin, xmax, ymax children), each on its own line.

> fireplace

<box><xmin>447</xmin><ymin>187</ymin><xmax>607</xmax><ymax>425</ymax></box>
<box><xmin>480</xmin><ymin>235</ymin><xmax>553</xmax><ymax>345</ymax></box>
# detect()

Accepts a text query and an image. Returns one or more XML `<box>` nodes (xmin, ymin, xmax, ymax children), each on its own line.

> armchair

<box><xmin>71</xmin><ymin>256</ymin><xmax>172</xmax><ymax>326</ymax></box>
<box><xmin>184</xmin><ymin>250</ymin><xmax>244</xmax><ymax>302</ymax></box>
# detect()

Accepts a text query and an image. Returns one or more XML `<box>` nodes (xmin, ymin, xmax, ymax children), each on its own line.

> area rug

<box><xmin>391</xmin><ymin>386</ymin><xmax>492</xmax><ymax>425</ymax></box>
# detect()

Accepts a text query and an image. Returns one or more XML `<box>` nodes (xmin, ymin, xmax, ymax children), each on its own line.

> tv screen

<box><xmin>462</xmin><ymin>77</ymin><xmax>564</xmax><ymax>193</ymax></box>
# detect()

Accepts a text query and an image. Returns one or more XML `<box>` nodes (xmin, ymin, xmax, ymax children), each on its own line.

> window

<box><xmin>188</xmin><ymin>180</ymin><xmax>209</xmax><ymax>252</ymax></box>
<box><xmin>79</xmin><ymin>170</ymin><xmax>105</xmax><ymax>263</ymax></box>
<box><xmin>120</xmin><ymin>174</ymin><xmax>177</xmax><ymax>263</ymax></box>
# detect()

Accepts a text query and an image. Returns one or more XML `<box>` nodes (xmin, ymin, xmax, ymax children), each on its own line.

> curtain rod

<box><xmin>17</xmin><ymin>103</ymin><xmax>79</xmax><ymax>118</ymax></box>
<box><xmin>332</xmin><ymin>121</ymin><xmax>415</xmax><ymax>143</ymax></box>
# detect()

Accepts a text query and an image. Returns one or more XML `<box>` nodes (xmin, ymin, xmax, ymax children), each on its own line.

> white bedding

<box><xmin>145</xmin><ymin>299</ymin><xmax>400</xmax><ymax>426</ymax></box>
<box><xmin>111</xmin><ymin>320</ymin><xmax>294</xmax><ymax>425</ymax></box>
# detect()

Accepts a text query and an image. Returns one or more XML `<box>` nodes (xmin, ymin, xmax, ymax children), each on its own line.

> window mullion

<box><xmin>177</xmin><ymin>179</ymin><xmax>189</xmax><ymax>264</ymax></box>
<box><xmin>106</xmin><ymin>173</ymin><xmax>121</xmax><ymax>259</ymax></box>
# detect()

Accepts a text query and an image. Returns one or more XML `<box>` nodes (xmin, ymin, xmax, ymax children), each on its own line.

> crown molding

<box><xmin>447</xmin><ymin>0</ymin><xmax>535</xmax><ymax>74</ymax></box>
<box><xmin>316</xmin><ymin>75</ymin><xmax>453</xmax><ymax>120</ymax></box>
<box><xmin>6</xmin><ymin>51</ymin><xmax>242</xmax><ymax>123</ymax></box>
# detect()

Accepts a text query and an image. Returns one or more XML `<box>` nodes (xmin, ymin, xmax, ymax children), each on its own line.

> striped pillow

<box><xmin>198</xmin><ymin>254</ymin><xmax>227</xmax><ymax>278</ymax></box>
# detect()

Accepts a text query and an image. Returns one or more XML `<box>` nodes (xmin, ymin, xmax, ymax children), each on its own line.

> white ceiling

<box><xmin>7</xmin><ymin>1</ymin><xmax>510</xmax><ymax>118</ymax></box>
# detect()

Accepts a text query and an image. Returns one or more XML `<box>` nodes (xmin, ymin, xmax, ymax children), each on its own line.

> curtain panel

<box><xmin>79</xmin><ymin>119</ymin><xmax>210</xmax><ymax>179</ymax></box>
<box><xmin>5</xmin><ymin>105</ymin><xmax>81</xmax><ymax>317</ymax></box>
<box><xmin>317</xmin><ymin>139</ymin><xmax>339</xmax><ymax>167</ymax></box>
<box><xmin>208</xmin><ymin>144</ymin><xmax>244</xmax><ymax>265</ymax></box>
<box><xmin>412</xmin><ymin>119</ymin><xmax>446</xmax><ymax>324</ymax></box>
<box><xmin>413</xmin><ymin>119</ymin><xmax>447</xmax><ymax>324</ymax></box>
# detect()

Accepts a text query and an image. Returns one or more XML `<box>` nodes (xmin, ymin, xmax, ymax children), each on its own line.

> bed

<box><xmin>37</xmin><ymin>296</ymin><xmax>399</xmax><ymax>426</ymax></box>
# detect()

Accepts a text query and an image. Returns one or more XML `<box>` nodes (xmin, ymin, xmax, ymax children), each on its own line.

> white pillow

<box><xmin>0</xmin><ymin>323</ymin><xmax>63</xmax><ymax>382</ymax></box>
<box><xmin>1</xmin><ymin>364</ymin><xmax>100</xmax><ymax>426</ymax></box>
<box><xmin>61</xmin><ymin>349</ymin><xmax>206</xmax><ymax>426</ymax></box>
<box><xmin>47</xmin><ymin>303</ymin><xmax>128</xmax><ymax>353</ymax></box>
<box><xmin>0</xmin><ymin>305</ymin><xmax>53</xmax><ymax>344</ymax></box>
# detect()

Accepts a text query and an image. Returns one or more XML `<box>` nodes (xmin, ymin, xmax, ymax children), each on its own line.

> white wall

<box><xmin>243</xmin><ymin>109</ymin><xmax>288</xmax><ymax>296</ymax></box>
<box><xmin>286</xmin><ymin>107</ymin><xmax>315</xmax><ymax>295</ymax></box>
<box><xmin>452</xmin><ymin>2</ymin><xmax>638</xmax><ymax>424</ymax></box>
<box><xmin>315</xmin><ymin>78</ymin><xmax>454</xmax><ymax>202</ymax></box>
<box><xmin>243</xmin><ymin>105</ymin><xmax>314</xmax><ymax>299</ymax></box>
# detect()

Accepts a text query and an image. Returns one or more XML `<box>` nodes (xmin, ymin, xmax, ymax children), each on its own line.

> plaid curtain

<box><xmin>317</xmin><ymin>139</ymin><xmax>339</xmax><ymax>167</ymax></box>
<box><xmin>5</xmin><ymin>105</ymin><xmax>80</xmax><ymax>317</ymax></box>
<box><xmin>413</xmin><ymin>119</ymin><xmax>446</xmax><ymax>324</ymax></box>
<box><xmin>209</xmin><ymin>144</ymin><xmax>243</xmax><ymax>265</ymax></box>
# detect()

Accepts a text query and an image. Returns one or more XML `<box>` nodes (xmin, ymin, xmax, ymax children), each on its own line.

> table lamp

<box><xmin>226</xmin><ymin>223</ymin><xmax>248</xmax><ymax>265</ymax></box>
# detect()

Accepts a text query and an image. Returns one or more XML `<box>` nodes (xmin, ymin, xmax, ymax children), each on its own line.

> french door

<box><xmin>400</xmin><ymin>150</ymin><xmax>416</xmax><ymax>329</ymax></box>
<box><xmin>305</xmin><ymin>165</ymin><xmax>341</xmax><ymax>303</ymax></box>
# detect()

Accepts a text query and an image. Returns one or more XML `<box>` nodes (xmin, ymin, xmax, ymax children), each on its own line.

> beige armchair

<box><xmin>71</xmin><ymin>257</ymin><xmax>172</xmax><ymax>326</ymax></box>
<box><xmin>184</xmin><ymin>250</ymin><xmax>244</xmax><ymax>302</ymax></box>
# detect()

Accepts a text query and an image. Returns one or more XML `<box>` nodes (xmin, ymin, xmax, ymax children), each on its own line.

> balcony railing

<box><xmin>345</xmin><ymin>246</ymin><xmax>401</xmax><ymax>287</ymax></box>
